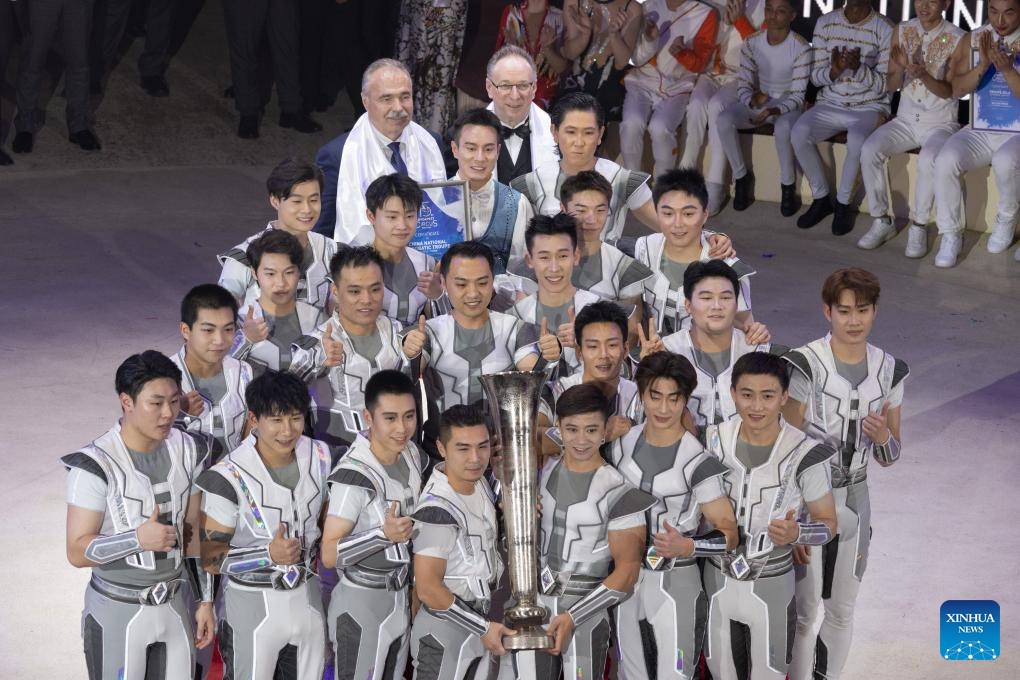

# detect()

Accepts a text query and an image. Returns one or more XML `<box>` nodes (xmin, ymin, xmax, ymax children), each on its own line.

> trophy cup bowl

<box><xmin>480</xmin><ymin>371</ymin><xmax>554</xmax><ymax>651</ymax></box>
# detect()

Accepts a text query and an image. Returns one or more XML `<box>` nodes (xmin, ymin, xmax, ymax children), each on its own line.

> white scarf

<box><xmin>486</xmin><ymin>101</ymin><xmax>558</xmax><ymax>171</ymax></box>
<box><xmin>334</xmin><ymin>114</ymin><xmax>447</xmax><ymax>243</ymax></box>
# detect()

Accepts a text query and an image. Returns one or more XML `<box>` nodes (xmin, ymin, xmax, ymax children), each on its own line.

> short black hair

<box><xmin>246</xmin><ymin>371</ymin><xmax>311</xmax><ymax>418</ymax></box>
<box><xmin>329</xmin><ymin>245</ymin><xmax>385</xmax><ymax>283</ymax></box>
<box><xmin>115</xmin><ymin>350</ymin><xmax>182</xmax><ymax>400</ymax></box>
<box><xmin>683</xmin><ymin>260</ymin><xmax>740</xmax><ymax>300</ymax></box>
<box><xmin>438</xmin><ymin>404</ymin><xmax>489</xmax><ymax>444</ymax></box>
<box><xmin>550</xmin><ymin>91</ymin><xmax>606</xmax><ymax>129</ymax></box>
<box><xmin>365</xmin><ymin>173</ymin><xmax>423</xmax><ymax>214</ymax></box>
<box><xmin>560</xmin><ymin>170</ymin><xmax>613</xmax><ymax>205</ymax></box>
<box><xmin>266</xmin><ymin>158</ymin><xmax>324</xmax><ymax>199</ymax></box>
<box><xmin>635</xmin><ymin>351</ymin><xmax>698</xmax><ymax>400</ymax></box>
<box><xmin>653</xmin><ymin>168</ymin><xmax>709</xmax><ymax>209</ymax></box>
<box><xmin>440</xmin><ymin>240</ymin><xmax>494</xmax><ymax>277</ymax></box>
<box><xmin>451</xmin><ymin>108</ymin><xmax>502</xmax><ymax>143</ymax></box>
<box><xmin>731</xmin><ymin>352</ymin><xmax>790</xmax><ymax>392</ymax></box>
<box><xmin>365</xmin><ymin>370</ymin><xmax>418</xmax><ymax>413</ymax></box>
<box><xmin>181</xmin><ymin>284</ymin><xmax>239</xmax><ymax>327</ymax></box>
<box><xmin>574</xmin><ymin>300</ymin><xmax>628</xmax><ymax>345</ymax></box>
<box><xmin>247</xmin><ymin>229</ymin><xmax>304</xmax><ymax>271</ymax></box>
<box><xmin>525</xmin><ymin>213</ymin><xmax>578</xmax><ymax>253</ymax></box>
<box><xmin>555</xmin><ymin>383</ymin><xmax>612</xmax><ymax>422</ymax></box>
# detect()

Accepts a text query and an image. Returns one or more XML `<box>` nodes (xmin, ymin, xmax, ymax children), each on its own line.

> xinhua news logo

<box><xmin>941</xmin><ymin>600</ymin><xmax>1000</xmax><ymax>661</ymax></box>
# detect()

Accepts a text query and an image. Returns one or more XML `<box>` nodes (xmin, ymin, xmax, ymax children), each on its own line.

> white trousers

<box><xmin>620</xmin><ymin>87</ymin><xmax>691</xmax><ymax>179</ymax></box>
<box><xmin>713</xmin><ymin>100</ymin><xmax>802</xmax><ymax>186</ymax></box>
<box><xmin>791</xmin><ymin>103</ymin><xmax>884</xmax><ymax>204</ymax></box>
<box><xmin>933</xmin><ymin>127</ymin><xmax>1020</xmax><ymax>234</ymax></box>
<box><xmin>860</xmin><ymin>117</ymin><xmax>959</xmax><ymax>224</ymax></box>
<box><xmin>678</xmin><ymin>76</ymin><xmax>740</xmax><ymax>184</ymax></box>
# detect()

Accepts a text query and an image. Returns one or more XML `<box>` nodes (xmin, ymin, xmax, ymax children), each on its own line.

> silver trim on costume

<box><xmin>84</xmin><ymin>530</ymin><xmax>143</xmax><ymax>564</ymax></box>
<box><xmin>873</xmin><ymin>435</ymin><xmax>901</xmax><ymax>466</ymax></box>
<box><xmin>567</xmin><ymin>585</ymin><xmax>628</xmax><ymax>627</ymax></box>
<box><xmin>335</xmin><ymin>527</ymin><xmax>393</xmax><ymax>568</ymax></box>
<box><xmin>691</xmin><ymin>529</ymin><xmax>729</xmax><ymax>557</ymax></box>
<box><xmin>186</xmin><ymin>557</ymin><xmax>215</xmax><ymax>602</ymax></box>
<box><xmin>794</xmin><ymin>521</ymin><xmax>833</xmax><ymax>546</ymax></box>
<box><xmin>221</xmin><ymin>546</ymin><xmax>273</xmax><ymax>574</ymax></box>
<box><xmin>426</xmin><ymin>597</ymin><xmax>490</xmax><ymax>637</ymax></box>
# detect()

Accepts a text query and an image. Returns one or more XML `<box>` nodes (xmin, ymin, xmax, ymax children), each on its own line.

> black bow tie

<box><xmin>501</xmin><ymin>123</ymin><xmax>530</xmax><ymax>140</ymax></box>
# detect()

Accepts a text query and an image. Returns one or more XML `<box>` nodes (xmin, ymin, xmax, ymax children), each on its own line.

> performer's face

<box><xmin>269</xmin><ymin>181</ymin><xmax>321</xmax><ymax>235</ymax></box>
<box><xmin>988</xmin><ymin>0</ymin><xmax>1020</xmax><ymax>36</ymax></box>
<box><xmin>526</xmin><ymin>233</ymin><xmax>579</xmax><ymax>295</ymax></box>
<box><xmin>332</xmin><ymin>263</ymin><xmax>385</xmax><ymax>329</ymax></box>
<box><xmin>250</xmin><ymin>409</ymin><xmax>305</xmax><ymax>458</ymax></box>
<box><xmin>181</xmin><ymin>307</ymin><xmax>236</xmax><ymax>368</ymax></box>
<box><xmin>578</xmin><ymin>321</ymin><xmax>628</xmax><ymax>382</ymax></box>
<box><xmin>452</xmin><ymin>124</ymin><xmax>500</xmax><ymax>185</ymax></box>
<box><xmin>362</xmin><ymin>67</ymin><xmax>413</xmax><ymax>141</ymax></box>
<box><xmin>731</xmin><ymin>374</ymin><xmax>787</xmax><ymax>434</ymax></box>
<box><xmin>254</xmin><ymin>253</ymin><xmax>300</xmax><ymax>308</ymax></box>
<box><xmin>641</xmin><ymin>378</ymin><xmax>688</xmax><ymax>432</ymax></box>
<box><xmin>913</xmin><ymin>0</ymin><xmax>949</xmax><ymax>28</ymax></box>
<box><xmin>764</xmin><ymin>0</ymin><xmax>796</xmax><ymax>31</ymax></box>
<box><xmin>552</xmin><ymin>111</ymin><xmax>603</xmax><ymax>165</ymax></box>
<box><xmin>823</xmin><ymin>289</ymin><xmax>876</xmax><ymax>347</ymax></box>
<box><xmin>685</xmin><ymin>277</ymin><xmax>738</xmax><ymax>337</ymax></box>
<box><xmin>486</xmin><ymin>56</ymin><xmax>537</xmax><ymax>124</ymax></box>
<box><xmin>563</xmin><ymin>191</ymin><xmax>611</xmax><ymax>241</ymax></box>
<box><xmin>369</xmin><ymin>196</ymin><xmax>418</xmax><ymax>250</ymax></box>
<box><xmin>559</xmin><ymin>412</ymin><xmax>607</xmax><ymax>463</ymax></box>
<box><xmin>442</xmin><ymin>256</ymin><xmax>494</xmax><ymax>320</ymax></box>
<box><xmin>656</xmin><ymin>190</ymin><xmax>708</xmax><ymax>251</ymax></box>
<box><xmin>364</xmin><ymin>393</ymin><xmax>418</xmax><ymax>457</ymax></box>
<box><xmin>437</xmin><ymin>424</ymin><xmax>492</xmax><ymax>486</ymax></box>
<box><xmin>121</xmin><ymin>378</ymin><xmax>181</xmax><ymax>443</ymax></box>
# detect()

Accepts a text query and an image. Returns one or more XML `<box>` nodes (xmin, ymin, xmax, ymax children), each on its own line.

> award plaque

<box><xmin>410</xmin><ymin>179</ymin><xmax>474</xmax><ymax>261</ymax></box>
<box><xmin>971</xmin><ymin>48</ymin><xmax>1020</xmax><ymax>133</ymax></box>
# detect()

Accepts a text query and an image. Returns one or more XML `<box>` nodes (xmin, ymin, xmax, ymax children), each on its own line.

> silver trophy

<box><xmin>480</xmin><ymin>371</ymin><xmax>554</xmax><ymax>651</ymax></box>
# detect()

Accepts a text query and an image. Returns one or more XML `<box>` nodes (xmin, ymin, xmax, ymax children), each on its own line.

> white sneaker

<box><xmin>707</xmin><ymin>182</ymin><xmax>726</xmax><ymax>216</ymax></box>
<box><xmin>987</xmin><ymin>218</ymin><xmax>1017</xmax><ymax>254</ymax></box>
<box><xmin>857</xmin><ymin>218</ymin><xmax>895</xmax><ymax>250</ymax></box>
<box><xmin>904</xmin><ymin>224</ymin><xmax>927</xmax><ymax>259</ymax></box>
<box><xmin>935</xmin><ymin>233</ymin><xmax>962</xmax><ymax>268</ymax></box>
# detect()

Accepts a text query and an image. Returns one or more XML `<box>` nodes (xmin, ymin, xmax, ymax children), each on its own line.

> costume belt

<box><xmin>90</xmin><ymin>574</ymin><xmax>185</xmax><ymax>606</ymax></box>
<box><xmin>343</xmin><ymin>564</ymin><xmax>410</xmax><ymax>591</ymax></box>
<box><xmin>228</xmin><ymin>565</ymin><xmax>313</xmax><ymax>591</ymax></box>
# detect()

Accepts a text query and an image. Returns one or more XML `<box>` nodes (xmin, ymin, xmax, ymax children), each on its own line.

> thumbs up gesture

<box><xmin>862</xmin><ymin>402</ymin><xmax>891</xmax><ymax>445</ymax></box>
<box><xmin>382</xmin><ymin>501</ymin><xmax>414</xmax><ymax>543</ymax></box>
<box><xmin>321</xmin><ymin>323</ymin><xmax>345</xmax><ymax>368</ymax></box>
<box><xmin>417</xmin><ymin>262</ymin><xmax>444</xmax><ymax>300</ymax></box>
<box><xmin>767</xmin><ymin>510</ymin><xmax>801</xmax><ymax>546</ymax></box>
<box><xmin>242</xmin><ymin>306</ymin><xmax>269</xmax><ymax>344</ymax></box>
<box><xmin>136</xmin><ymin>507</ymin><xmax>177</xmax><ymax>552</ymax></box>
<box><xmin>537</xmin><ymin>318</ymin><xmax>562</xmax><ymax>362</ymax></box>
<box><xmin>652</xmin><ymin>519</ymin><xmax>695</xmax><ymax>558</ymax></box>
<box><xmin>268</xmin><ymin>523</ymin><xmax>302</xmax><ymax>565</ymax></box>
<box><xmin>637</xmin><ymin>318</ymin><xmax>665</xmax><ymax>359</ymax></box>
<box><xmin>402</xmin><ymin>315</ymin><xmax>428</xmax><ymax>359</ymax></box>
<box><xmin>556</xmin><ymin>306</ymin><xmax>577</xmax><ymax>349</ymax></box>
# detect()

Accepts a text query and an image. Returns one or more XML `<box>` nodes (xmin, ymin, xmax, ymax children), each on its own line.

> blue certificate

<box><xmin>971</xmin><ymin>49</ymin><xmax>1020</xmax><ymax>133</ymax></box>
<box><xmin>410</xmin><ymin>180</ymin><xmax>474</xmax><ymax>261</ymax></box>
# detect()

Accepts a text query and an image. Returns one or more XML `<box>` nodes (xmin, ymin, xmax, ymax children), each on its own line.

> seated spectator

<box><xmin>495</xmin><ymin>0</ymin><xmax>569</xmax><ymax>109</ymax></box>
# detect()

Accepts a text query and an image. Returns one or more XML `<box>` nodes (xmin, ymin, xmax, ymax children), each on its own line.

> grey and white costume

<box><xmin>217</xmin><ymin>224</ymin><xmax>337</xmax><ymax>311</ymax></box>
<box><xmin>326</xmin><ymin>434</ymin><xmax>427</xmax><ymax>680</ymax></box>
<box><xmin>171</xmin><ymin>346</ymin><xmax>253</xmax><ymax>463</ymax></box>
<box><xmin>540</xmin><ymin>374</ymin><xmax>644</xmax><ymax>428</ymax></box>
<box><xmin>383</xmin><ymin>247</ymin><xmax>438</xmax><ymax>327</ymax></box>
<box><xmin>197</xmin><ymin>434</ymin><xmax>332</xmax><ymax>680</ymax></box>
<box><xmin>608</xmin><ymin>426</ymin><xmax>729</xmax><ymax>680</ymax></box>
<box><xmin>784</xmin><ymin>337</ymin><xmax>908</xmax><ymax>680</ymax></box>
<box><xmin>63</xmin><ymin>425</ymin><xmax>211</xmax><ymax>680</ymax></box>
<box><xmin>410</xmin><ymin>465</ymin><xmax>502</xmax><ymax>680</ymax></box>
<box><xmin>308</xmin><ymin>315</ymin><xmax>411</xmax><ymax>451</ymax></box>
<box><xmin>636</xmin><ymin>232</ymin><xmax>753</xmax><ymax>335</ymax></box>
<box><xmin>512</xmin><ymin>458</ymin><xmax>655</xmax><ymax>680</ymax></box>
<box><xmin>510</xmin><ymin>158</ymin><xmax>653</xmax><ymax>241</ymax></box>
<box><xmin>231</xmin><ymin>300</ymin><xmax>327</xmax><ymax>379</ymax></box>
<box><xmin>703</xmin><ymin>418</ymin><xmax>834</xmax><ymax>680</ymax></box>
<box><xmin>508</xmin><ymin>288</ymin><xmax>603</xmax><ymax>377</ymax></box>
<box><xmin>508</xmin><ymin>242</ymin><xmax>653</xmax><ymax>304</ymax></box>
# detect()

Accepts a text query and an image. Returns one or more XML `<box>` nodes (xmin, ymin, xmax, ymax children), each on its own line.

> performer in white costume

<box><xmin>64</xmin><ymin>351</ymin><xmax>215</xmax><ymax>680</ymax></box>
<box><xmin>784</xmin><ymin>268</ymin><xmax>908</xmax><ymax>680</ymax></box>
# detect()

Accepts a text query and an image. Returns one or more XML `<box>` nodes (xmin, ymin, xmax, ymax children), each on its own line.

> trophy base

<box><xmin>503</xmin><ymin>626</ymin><xmax>554</xmax><ymax>651</ymax></box>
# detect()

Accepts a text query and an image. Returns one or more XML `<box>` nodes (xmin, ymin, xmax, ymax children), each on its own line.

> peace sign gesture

<box><xmin>637</xmin><ymin>318</ymin><xmax>665</xmax><ymax>359</ymax></box>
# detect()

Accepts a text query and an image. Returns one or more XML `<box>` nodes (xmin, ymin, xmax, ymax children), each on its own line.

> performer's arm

<box><xmin>320</xmin><ymin>515</ymin><xmax>355</xmax><ymax>569</ymax></box>
<box><xmin>864</xmin><ymin>403</ymin><xmax>902</xmax><ymax>467</ymax></box>
<box><xmin>672</xmin><ymin>11</ymin><xmax>720</xmax><ymax>73</ymax></box>
<box><xmin>185</xmin><ymin>493</ymin><xmax>215</xmax><ymax>649</ymax></box>
<box><xmin>632</xmin><ymin>199</ymin><xmax>659</xmax><ymax>232</ymax></box>
<box><xmin>781</xmin><ymin>397</ymin><xmax>808</xmax><ymax>430</ymax></box>
<box><xmin>199</xmin><ymin>513</ymin><xmax>235</xmax><ymax>575</ymax></box>
<box><xmin>950</xmin><ymin>32</ymin><xmax>988</xmax><ymax>98</ymax></box>
<box><xmin>65</xmin><ymin>505</ymin><xmax>107</xmax><ymax>568</ymax></box>
<box><xmin>804</xmin><ymin>493</ymin><xmax>838</xmax><ymax>540</ymax></box>
<box><xmin>608</xmin><ymin>1</ymin><xmax>642</xmax><ymax>67</ymax></box>
<box><xmin>67</xmin><ymin>497</ymin><xmax>177</xmax><ymax>567</ymax></box>
<box><xmin>700</xmin><ymin>496</ymin><xmax>740</xmax><ymax>551</ymax></box>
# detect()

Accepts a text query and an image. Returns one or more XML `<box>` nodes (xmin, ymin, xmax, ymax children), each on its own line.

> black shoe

<box><xmin>140</xmin><ymin>75</ymin><xmax>170</xmax><ymax>97</ymax></box>
<box><xmin>238</xmin><ymin>115</ymin><xmax>260</xmax><ymax>139</ymax></box>
<box><xmin>0</xmin><ymin>148</ymin><xmax>12</xmax><ymax>166</ymax></box>
<box><xmin>733</xmin><ymin>173</ymin><xmax>755</xmax><ymax>211</ymax></box>
<box><xmin>831</xmin><ymin>201</ymin><xmax>857</xmax><ymax>236</ymax></box>
<box><xmin>12</xmin><ymin>131</ymin><xmax>34</xmax><ymax>154</ymax></box>
<box><xmin>780</xmin><ymin>183</ymin><xmax>799</xmax><ymax>217</ymax></box>
<box><xmin>279</xmin><ymin>111</ymin><xmax>323</xmax><ymax>133</ymax></box>
<box><xmin>69</xmin><ymin>130</ymin><xmax>102</xmax><ymax>151</ymax></box>
<box><xmin>797</xmin><ymin>197</ymin><xmax>833</xmax><ymax>229</ymax></box>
